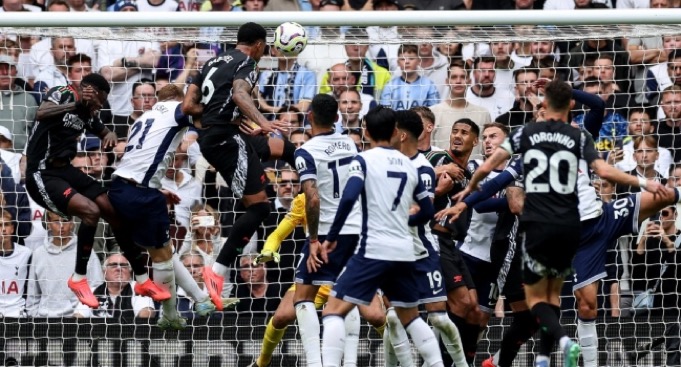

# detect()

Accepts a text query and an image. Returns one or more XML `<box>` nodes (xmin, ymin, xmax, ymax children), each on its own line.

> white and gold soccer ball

<box><xmin>273</xmin><ymin>22</ymin><xmax>308</xmax><ymax>56</ymax></box>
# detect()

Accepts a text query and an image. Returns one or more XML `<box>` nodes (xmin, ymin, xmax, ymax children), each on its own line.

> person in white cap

<box><xmin>0</xmin><ymin>126</ymin><xmax>22</xmax><ymax>183</ymax></box>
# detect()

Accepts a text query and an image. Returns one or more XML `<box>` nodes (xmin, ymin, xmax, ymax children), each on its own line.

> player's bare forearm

<box><xmin>506</xmin><ymin>186</ymin><xmax>525</xmax><ymax>215</ymax></box>
<box><xmin>36</xmin><ymin>101</ymin><xmax>77</xmax><ymax>120</ymax></box>
<box><xmin>302</xmin><ymin>180</ymin><xmax>321</xmax><ymax>241</ymax></box>
<box><xmin>182</xmin><ymin>84</ymin><xmax>204</xmax><ymax>117</ymax></box>
<box><xmin>591</xmin><ymin>159</ymin><xmax>639</xmax><ymax>187</ymax></box>
<box><xmin>233</xmin><ymin>79</ymin><xmax>268</xmax><ymax>126</ymax></box>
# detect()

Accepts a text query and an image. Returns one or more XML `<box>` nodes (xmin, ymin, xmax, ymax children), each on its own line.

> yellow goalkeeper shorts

<box><xmin>287</xmin><ymin>284</ymin><xmax>333</xmax><ymax>309</ymax></box>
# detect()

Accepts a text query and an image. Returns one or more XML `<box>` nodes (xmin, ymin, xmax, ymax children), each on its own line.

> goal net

<box><xmin>0</xmin><ymin>13</ymin><xmax>680</xmax><ymax>367</ymax></box>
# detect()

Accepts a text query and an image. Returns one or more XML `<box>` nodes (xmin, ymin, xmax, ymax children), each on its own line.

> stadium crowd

<box><xmin>0</xmin><ymin>0</ymin><xmax>680</xmax><ymax>365</ymax></box>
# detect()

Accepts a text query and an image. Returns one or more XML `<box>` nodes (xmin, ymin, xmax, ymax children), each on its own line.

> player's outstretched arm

<box><xmin>591</xmin><ymin>159</ymin><xmax>665</xmax><ymax>195</ymax></box>
<box><xmin>182</xmin><ymin>84</ymin><xmax>204</xmax><ymax>117</ymax></box>
<box><xmin>232</xmin><ymin>79</ymin><xmax>274</xmax><ymax>134</ymax></box>
<box><xmin>36</xmin><ymin>100</ymin><xmax>78</xmax><ymax>121</ymax></box>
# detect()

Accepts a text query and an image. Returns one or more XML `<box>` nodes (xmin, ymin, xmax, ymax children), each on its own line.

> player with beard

<box><xmin>425</xmin><ymin>118</ymin><xmax>480</xmax><ymax>364</ymax></box>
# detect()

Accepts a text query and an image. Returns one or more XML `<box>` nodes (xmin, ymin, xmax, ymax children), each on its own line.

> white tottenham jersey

<box><xmin>0</xmin><ymin>244</ymin><xmax>31</xmax><ymax>317</ymax></box>
<box><xmin>113</xmin><ymin>101</ymin><xmax>192</xmax><ymax>189</ymax></box>
<box><xmin>577</xmin><ymin>158</ymin><xmax>603</xmax><ymax>221</ymax></box>
<box><xmin>295</xmin><ymin>131</ymin><xmax>361</xmax><ymax>236</ymax></box>
<box><xmin>459</xmin><ymin>160</ymin><xmax>501</xmax><ymax>263</ymax></box>
<box><xmin>410</xmin><ymin>153</ymin><xmax>438</xmax><ymax>259</ymax></box>
<box><xmin>350</xmin><ymin>147</ymin><xmax>429</xmax><ymax>262</ymax></box>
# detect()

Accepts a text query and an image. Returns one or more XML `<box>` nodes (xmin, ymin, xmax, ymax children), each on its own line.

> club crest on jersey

<box><xmin>420</xmin><ymin>173</ymin><xmax>432</xmax><ymax>191</ymax></box>
<box><xmin>295</xmin><ymin>156</ymin><xmax>307</xmax><ymax>172</ymax></box>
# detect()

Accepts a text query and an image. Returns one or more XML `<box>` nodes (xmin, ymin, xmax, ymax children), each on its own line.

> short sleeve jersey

<box><xmin>26</xmin><ymin>85</ymin><xmax>106</xmax><ymax>172</ymax></box>
<box><xmin>501</xmin><ymin>120</ymin><xmax>600</xmax><ymax>225</ymax></box>
<box><xmin>191</xmin><ymin>49</ymin><xmax>258</xmax><ymax>126</ymax></box>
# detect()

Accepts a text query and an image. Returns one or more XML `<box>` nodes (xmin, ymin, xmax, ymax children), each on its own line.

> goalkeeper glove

<box><xmin>253</xmin><ymin>250</ymin><xmax>280</xmax><ymax>265</ymax></box>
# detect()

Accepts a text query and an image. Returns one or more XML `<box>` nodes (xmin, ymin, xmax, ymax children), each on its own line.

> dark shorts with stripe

<box><xmin>25</xmin><ymin>166</ymin><xmax>107</xmax><ymax>218</ymax></box>
<box><xmin>434</xmin><ymin>230</ymin><xmax>475</xmax><ymax>292</ymax></box>
<box><xmin>198</xmin><ymin>124</ymin><xmax>266</xmax><ymax>199</ymax></box>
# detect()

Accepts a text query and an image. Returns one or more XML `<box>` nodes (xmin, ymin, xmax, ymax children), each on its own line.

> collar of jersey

<box><xmin>316</xmin><ymin>130</ymin><xmax>336</xmax><ymax>137</ymax></box>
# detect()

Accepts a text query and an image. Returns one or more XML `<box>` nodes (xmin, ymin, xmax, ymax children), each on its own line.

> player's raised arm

<box><xmin>409</xmin><ymin>176</ymin><xmax>434</xmax><ymax>226</ymax></box>
<box><xmin>467</xmin><ymin>146</ymin><xmax>511</xmax><ymax>192</ymax></box>
<box><xmin>182</xmin><ymin>83</ymin><xmax>204</xmax><ymax>117</ymax></box>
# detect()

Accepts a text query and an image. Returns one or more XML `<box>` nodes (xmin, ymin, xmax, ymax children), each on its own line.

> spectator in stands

<box><xmin>275</xmin><ymin>106</ymin><xmax>303</xmax><ymax>138</ymax></box>
<box><xmin>73</xmin><ymin>254</ymin><xmax>155</xmax><ymax>320</ymax></box>
<box><xmin>98</xmin><ymin>23</ymin><xmax>160</xmax><ymax>117</ymax></box>
<box><xmin>325</xmin><ymin>63</ymin><xmax>376</xmax><ymax>119</ymax></box>
<box><xmin>33</xmin><ymin>36</ymin><xmax>77</xmax><ymax>103</ymax></box>
<box><xmin>380</xmin><ymin>44</ymin><xmax>439</xmax><ymax>110</ymax></box>
<box><xmin>179</xmin><ymin>204</ymin><xmax>223</xmax><ymax>265</ymax></box>
<box><xmin>0</xmin><ymin>209</ymin><xmax>31</xmax><ymax>317</ymax></box>
<box><xmin>162</xmin><ymin>151</ymin><xmax>203</xmax><ymax>231</ymax></box>
<box><xmin>26</xmin><ymin>211</ymin><xmax>104</xmax><ymax>317</ymax></box>
<box><xmin>414</xmin><ymin>27</ymin><xmax>449</xmax><ymax>97</ymax></box>
<box><xmin>430</xmin><ymin>60</ymin><xmax>490</xmax><ymax>152</ymax></box>
<box><xmin>135</xmin><ymin>0</ymin><xmax>180</xmax><ymax>11</ymax></box>
<box><xmin>0</xmin><ymin>0</ymin><xmax>41</xmax><ymax>12</ymax></box>
<box><xmin>489</xmin><ymin>41</ymin><xmax>516</xmax><ymax>94</ymax></box>
<box><xmin>611</xmin><ymin>106</ymin><xmax>673</xmax><ymax>177</ymax></box>
<box><xmin>340</xmin><ymin>28</ymin><xmax>391</xmax><ymax>100</ymax></box>
<box><xmin>110</xmin><ymin>80</ymin><xmax>157</xmax><ymax>138</ymax></box>
<box><xmin>465</xmin><ymin>56</ymin><xmax>515</xmax><ymax>121</ymax></box>
<box><xmin>593</xmin><ymin>176</ymin><xmax>615</xmax><ymax>203</ymax></box>
<box><xmin>591</xmin><ymin>53</ymin><xmax>630</xmax><ymax>106</ymax></box>
<box><xmin>657</xmin><ymin>85</ymin><xmax>681</xmax><ymax>161</ymax></box>
<box><xmin>366</xmin><ymin>2</ymin><xmax>403</xmax><ymax>72</ymax></box>
<box><xmin>344</xmin><ymin>128</ymin><xmax>364</xmax><ymax>152</ymax></box>
<box><xmin>155</xmin><ymin>41</ymin><xmax>184</xmax><ymax>83</ymax></box>
<box><xmin>234</xmin><ymin>255</ymin><xmax>285</xmax><ymax>313</ymax></box>
<box><xmin>80</xmin><ymin>134</ymin><xmax>112</xmax><ymax>182</ymax></box>
<box><xmin>627</xmin><ymin>35</ymin><xmax>669</xmax><ymax>105</ymax></box>
<box><xmin>0</xmin><ymin>126</ymin><xmax>23</xmax><ymax>183</ymax></box>
<box><xmin>614</xmin><ymin>135</ymin><xmax>665</xmax><ymax>198</ymax></box>
<box><xmin>289</xmin><ymin>128</ymin><xmax>309</xmax><ymax>149</ymax></box>
<box><xmin>66</xmin><ymin>54</ymin><xmax>92</xmax><ymax>90</ymax></box>
<box><xmin>568</xmin><ymin>39</ymin><xmax>631</xmax><ymax>93</ymax></box>
<box><xmin>257</xmin><ymin>47</ymin><xmax>316</xmax><ymax>119</ymax></box>
<box><xmin>573</xmin><ymin>77</ymin><xmax>628</xmax><ymax>151</ymax></box>
<box><xmin>338</xmin><ymin>89</ymin><xmax>363</xmax><ymax>130</ymax></box>
<box><xmin>667</xmin><ymin>49</ymin><xmax>681</xmax><ymax>88</ymax></box>
<box><xmin>0</xmin><ymin>55</ymin><xmax>38</xmax><ymax>153</ymax></box>
<box><xmin>240</xmin><ymin>0</ymin><xmax>267</xmax><ymax>10</ymax></box>
<box><xmin>67</xmin><ymin>0</ymin><xmax>96</xmax><ymax>11</ymax></box>
<box><xmin>496</xmin><ymin>67</ymin><xmax>541</xmax><ymax>128</ymax></box>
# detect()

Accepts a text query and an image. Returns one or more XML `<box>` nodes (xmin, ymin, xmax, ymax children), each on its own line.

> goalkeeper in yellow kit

<box><xmin>251</xmin><ymin>193</ymin><xmax>386</xmax><ymax>367</ymax></box>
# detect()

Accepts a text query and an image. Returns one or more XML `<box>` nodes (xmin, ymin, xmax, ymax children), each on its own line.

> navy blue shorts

<box><xmin>413</xmin><ymin>250</ymin><xmax>447</xmax><ymax>304</ymax></box>
<box><xmin>461</xmin><ymin>251</ymin><xmax>498</xmax><ymax>313</ymax></box>
<box><xmin>294</xmin><ymin>235</ymin><xmax>358</xmax><ymax>285</ymax></box>
<box><xmin>332</xmin><ymin>255</ymin><xmax>420</xmax><ymax>308</ymax></box>
<box><xmin>572</xmin><ymin>194</ymin><xmax>640</xmax><ymax>291</ymax></box>
<box><xmin>108</xmin><ymin>178</ymin><xmax>170</xmax><ymax>249</ymax></box>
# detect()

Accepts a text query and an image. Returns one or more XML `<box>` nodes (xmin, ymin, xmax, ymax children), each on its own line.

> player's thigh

<box><xmin>414</xmin><ymin>253</ymin><xmax>447</xmax><ymax>306</ymax></box>
<box><xmin>333</xmin><ymin>256</ymin><xmax>389</xmax><ymax>307</ymax></box>
<box><xmin>358</xmin><ymin>293</ymin><xmax>386</xmax><ymax>328</ymax></box>
<box><xmin>461</xmin><ymin>252</ymin><xmax>497</xmax><ymax>314</ymax></box>
<box><xmin>438</xmin><ymin>237</ymin><xmax>475</xmax><ymax>293</ymax></box>
<box><xmin>381</xmin><ymin>261</ymin><xmax>421</xmax><ymax>310</ymax></box>
<box><xmin>110</xmin><ymin>180</ymin><xmax>170</xmax><ymax>249</ymax></box>
<box><xmin>574</xmin><ymin>281</ymin><xmax>599</xmax><ymax>309</ymax></box>
<box><xmin>295</xmin><ymin>235</ymin><xmax>357</xmax><ymax>288</ymax></box>
<box><xmin>26</xmin><ymin>169</ymin><xmax>88</xmax><ymax>218</ymax></box>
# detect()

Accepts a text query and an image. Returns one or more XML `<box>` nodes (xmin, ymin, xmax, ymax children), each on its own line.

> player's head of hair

<box><xmin>410</xmin><ymin>106</ymin><xmax>435</xmax><ymax>126</ymax></box>
<box><xmin>395</xmin><ymin>109</ymin><xmax>424</xmax><ymax>141</ymax></box>
<box><xmin>309</xmin><ymin>94</ymin><xmax>338</xmax><ymax>128</ymax></box>
<box><xmin>543</xmin><ymin>79</ymin><xmax>572</xmax><ymax>112</ymax></box>
<box><xmin>158</xmin><ymin>84</ymin><xmax>184</xmax><ymax>102</ymax></box>
<box><xmin>453</xmin><ymin>118</ymin><xmax>480</xmax><ymax>137</ymax></box>
<box><xmin>363</xmin><ymin>105</ymin><xmax>397</xmax><ymax>142</ymax></box>
<box><xmin>482</xmin><ymin>122</ymin><xmax>510</xmax><ymax>137</ymax></box>
<box><xmin>237</xmin><ymin>22</ymin><xmax>267</xmax><ymax>45</ymax></box>
<box><xmin>81</xmin><ymin>73</ymin><xmax>110</xmax><ymax>94</ymax></box>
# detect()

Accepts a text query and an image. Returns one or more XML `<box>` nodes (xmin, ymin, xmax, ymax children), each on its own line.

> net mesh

<box><xmin>0</xmin><ymin>21</ymin><xmax>680</xmax><ymax>367</ymax></box>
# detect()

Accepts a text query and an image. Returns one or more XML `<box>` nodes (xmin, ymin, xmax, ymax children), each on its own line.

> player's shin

<box><xmin>386</xmin><ymin>308</ymin><xmax>415</xmax><ymax>367</ymax></box>
<box><xmin>214</xmin><ymin>202</ymin><xmax>270</xmax><ymax>274</ymax></box>
<box><xmin>405</xmin><ymin>315</ymin><xmax>444</xmax><ymax>367</ymax></box>
<box><xmin>343</xmin><ymin>307</ymin><xmax>360</xmax><ymax>367</ymax></box>
<box><xmin>321</xmin><ymin>315</ymin><xmax>345</xmax><ymax>367</ymax></box>
<box><xmin>498</xmin><ymin>310</ymin><xmax>537</xmax><ymax>367</ymax></box>
<box><xmin>73</xmin><ymin>223</ymin><xmax>97</xmax><ymax>278</ymax></box>
<box><xmin>428</xmin><ymin>311</ymin><xmax>467</xmax><ymax>366</ymax></box>
<box><xmin>383</xmin><ymin>327</ymin><xmax>399</xmax><ymax>367</ymax></box>
<box><xmin>577</xmin><ymin>318</ymin><xmax>598</xmax><ymax>367</ymax></box>
<box><xmin>295</xmin><ymin>301</ymin><xmax>322</xmax><ymax>367</ymax></box>
<box><xmin>153</xmin><ymin>260</ymin><xmax>179</xmax><ymax>319</ymax></box>
<box><xmin>258</xmin><ymin>317</ymin><xmax>287</xmax><ymax>367</ymax></box>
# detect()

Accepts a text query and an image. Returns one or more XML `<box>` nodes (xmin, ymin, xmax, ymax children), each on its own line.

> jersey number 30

<box><xmin>524</xmin><ymin>149</ymin><xmax>578</xmax><ymax>194</ymax></box>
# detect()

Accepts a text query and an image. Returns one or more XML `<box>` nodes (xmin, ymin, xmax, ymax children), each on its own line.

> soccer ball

<box><xmin>273</xmin><ymin>22</ymin><xmax>308</xmax><ymax>57</ymax></box>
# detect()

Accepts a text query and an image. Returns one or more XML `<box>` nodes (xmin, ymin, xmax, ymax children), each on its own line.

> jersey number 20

<box><xmin>524</xmin><ymin>149</ymin><xmax>578</xmax><ymax>194</ymax></box>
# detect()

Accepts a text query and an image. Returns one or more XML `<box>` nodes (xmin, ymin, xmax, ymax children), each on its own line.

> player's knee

<box><xmin>447</xmin><ymin>292</ymin><xmax>473</xmax><ymax>317</ymax></box>
<box><xmin>385</xmin><ymin>308</ymin><xmax>401</xmax><ymax>329</ymax></box>
<box><xmin>577</xmin><ymin>301</ymin><xmax>598</xmax><ymax>319</ymax></box>
<box><xmin>361</xmin><ymin>309</ymin><xmax>385</xmax><ymax>329</ymax></box>
<box><xmin>272</xmin><ymin>310</ymin><xmax>296</xmax><ymax>329</ymax></box>
<box><xmin>427</xmin><ymin>312</ymin><xmax>448</xmax><ymax>329</ymax></box>
<box><xmin>79</xmin><ymin>201</ymin><xmax>101</xmax><ymax>226</ymax></box>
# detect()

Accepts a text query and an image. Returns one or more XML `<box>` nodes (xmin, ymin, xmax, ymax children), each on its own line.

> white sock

<box><xmin>493</xmin><ymin>350</ymin><xmax>500</xmax><ymax>365</ymax></box>
<box><xmin>405</xmin><ymin>317</ymin><xmax>444</xmax><ymax>367</ymax></box>
<box><xmin>152</xmin><ymin>260</ymin><xmax>178</xmax><ymax>319</ymax></box>
<box><xmin>386</xmin><ymin>308</ymin><xmax>414</xmax><ymax>367</ymax></box>
<box><xmin>383</xmin><ymin>325</ymin><xmax>399</xmax><ymax>367</ymax></box>
<box><xmin>296</xmin><ymin>301</ymin><xmax>322</xmax><ymax>367</ymax></box>
<box><xmin>577</xmin><ymin>319</ymin><xmax>598</xmax><ymax>367</ymax></box>
<box><xmin>212</xmin><ymin>262</ymin><xmax>230</xmax><ymax>277</ymax></box>
<box><xmin>172</xmin><ymin>254</ymin><xmax>209</xmax><ymax>302</ymax></box>
<box><xmin>321</xmin><ymin>315</ymin><xmax>345</xmax><ymax>367</ymax></box>
<box><xmin>71</xmin><ymin>273</ymin><xmax>85</xmax><ymax>282</ymax></box>
<box><xmin>135</xmin><ymin>273</ymin><xmax>149</xmax><ymax>284</ymax></box>
<box><xmin>342</xmin><ymin>307</ymin><xmax>360</xmax><ymax>367</ymax></box>
<box><xmin>428</xmin><ymin>311</ymin><xmax>467</xmax><ymax>367</ymax></box>
<box><xmin>535</xmin><ymin>355</ymin><xmax>549</xmax><ymax>366</ymax></box>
